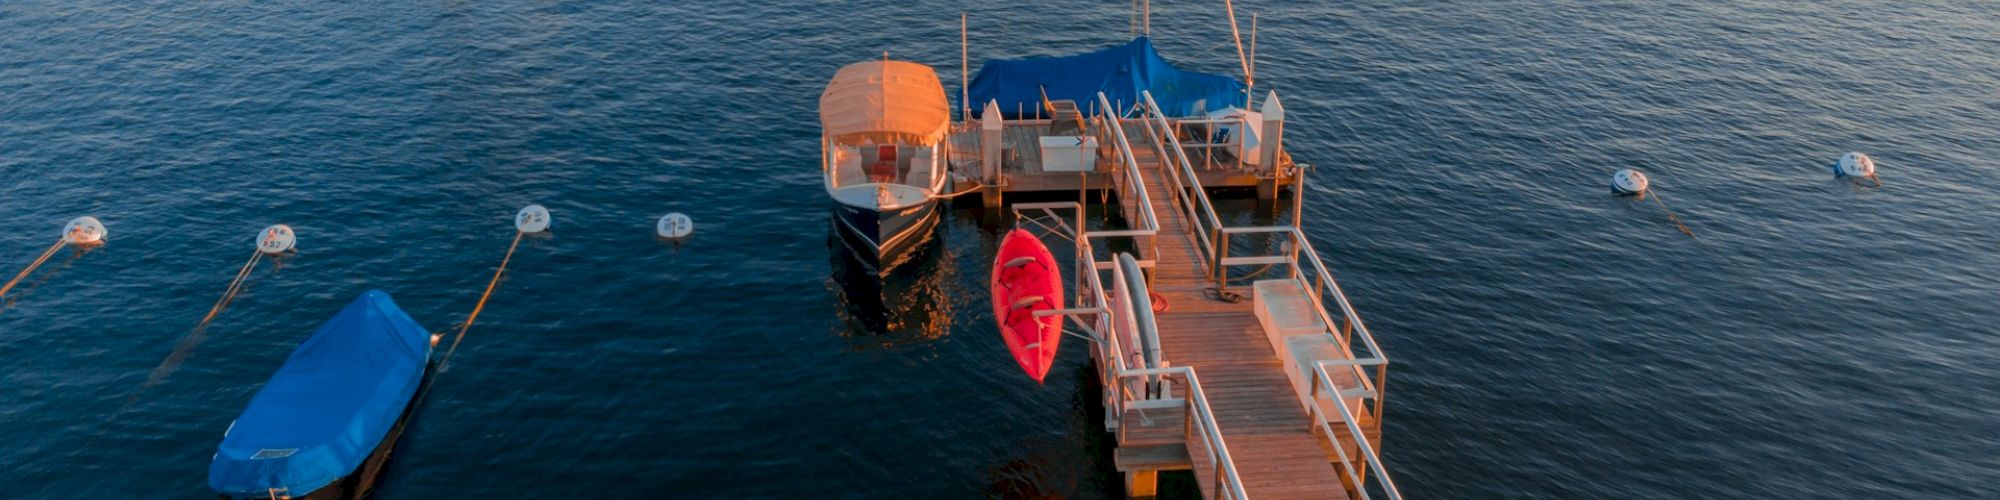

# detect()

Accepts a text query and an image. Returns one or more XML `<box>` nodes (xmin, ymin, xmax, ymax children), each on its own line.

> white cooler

<box><xmin>1038</xmin><ymin>136</ymin><xmax>1098</xmax><ymax>172</ymax></box>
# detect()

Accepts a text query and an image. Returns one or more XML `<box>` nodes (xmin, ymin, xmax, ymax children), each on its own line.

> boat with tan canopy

<box><xmin>819</xmin><ymin>60</ymin><xmax>953</xmax><ymax>268</ymax></box>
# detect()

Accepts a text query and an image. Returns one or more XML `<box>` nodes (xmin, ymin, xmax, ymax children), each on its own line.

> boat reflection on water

<box><xmin>827</xmin><ymin>216</ymin><xmax>956</xmax><ymax>347</ymax></box>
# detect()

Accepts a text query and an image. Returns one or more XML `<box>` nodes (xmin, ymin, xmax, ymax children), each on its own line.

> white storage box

<box><xmin>1038</xmin><ymin>136</ymin><xmax>1098</xmax><ymax>172</ymax></box>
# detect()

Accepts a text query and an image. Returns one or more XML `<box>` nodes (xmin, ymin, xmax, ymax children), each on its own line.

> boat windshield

<box><xmin>827</xmin><ymin>143</ymin><xmax>939</xmax><ymax>190</ymax></box>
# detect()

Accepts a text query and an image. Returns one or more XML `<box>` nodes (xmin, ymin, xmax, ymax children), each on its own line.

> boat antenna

<box><xmin>1224</xmin><ymin>0</ymin><xmax>1252</xmax><ymax>93</ymax></box>
<box><xmin>440</xmin><ymin>204</ymin><xmax>550</xmax><ymax>371</ymax></box>
<box><xmin>1144</xmin><ymin>0</ymin><xmax>1151</xmax><ymax>36</ymax></box>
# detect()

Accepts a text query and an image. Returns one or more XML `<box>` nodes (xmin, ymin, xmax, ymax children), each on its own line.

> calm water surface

<box><xmin>3</xmin><ymin>1</ymin><xmax>1997</xmax><ymax>498</ymax></box>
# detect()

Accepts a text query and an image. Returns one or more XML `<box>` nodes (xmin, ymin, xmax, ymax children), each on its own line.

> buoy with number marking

<box><xmin>1835</xmin><ymin>152</ymin><xmax>1876</xmax><ymax>179</ymax></box>
<box><xmin>1612</xmin><ymin>169</ymin><xmax>1649</xmax><ymax>196</ymax></box>
<box><xmin>516</xmin><ymin>204</ymin><xmax>551</xmax><ymax>233</ymax></box>
<box><xmin>64</xmin><ymin>216</ymin><xmax>106</xmax><ymax>245</ymax></box>
<box><xmin>657</xmin><ymin>213</ymin><xmax>693</xmax><ymax>239</ymax></box>
<box><xmin>256</xmin><ymin>224</ymin><xmax>295</xmax><ymax>255</ymax></box>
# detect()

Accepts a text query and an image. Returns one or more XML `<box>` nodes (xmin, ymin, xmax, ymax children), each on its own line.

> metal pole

<box><xmin>1223</xmin><ymin>0</ymin><xmax>1251</xmax><ymax>92</ymax></box>
<box><xmin>961</xmin><ymin>13</ymin><xmax>970</xmax><ymax>122</ymax></box>
<box><xmin>1294</xmin><ymin>163</ymin><xmax>1306</xmax><ymax>231</ymax></box>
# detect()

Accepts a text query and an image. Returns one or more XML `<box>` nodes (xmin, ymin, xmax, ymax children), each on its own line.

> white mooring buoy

<box><xmin>64</xmin><ymin>216</ymin><xmax>106</xmax><ymax>245</ymax></box>
<box><xmin>256</xmin><ymin>224</ymin><xmax>296</xmax><ymax>255</ymax></box>
<box><xmin>515</xmin><ymin>204</ymin><xmax>551</xmax><ymax>233</ymax></box>
<box><xmin>656</xmin><ymin>213</ymin><xmax>693</xmax><ymax>239</ymax></box>
<box><xmin>1612</xmin><ymin>169</ymin><xmax>1650</xmax><ymax>196</ymax></box>
<box><xmin>1835</xmin><ymin>152</ymin><xmax>1876</xmax><ymax>179</ymax></box>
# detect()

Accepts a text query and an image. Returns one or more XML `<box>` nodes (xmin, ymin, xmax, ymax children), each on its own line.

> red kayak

<box><xmin>991</xmin><ymin>228</ymin><xmax>1064</xmax><ymax>383</ymax></box>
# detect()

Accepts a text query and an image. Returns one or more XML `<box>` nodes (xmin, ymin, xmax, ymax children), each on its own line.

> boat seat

<box><xmin>869</xmin><ymin>145</ymin><xmax>899</xmax><ymax>183</ymax></box>
<box><xmin>1004</xmin><ymin>256</ymin><xmax>1037</xmax><ymax>268</ymax></box>
<box><xmin>1012</xmin><ymin>295</ymin><xmax>1046</xmax><ymax>309</ymax></box>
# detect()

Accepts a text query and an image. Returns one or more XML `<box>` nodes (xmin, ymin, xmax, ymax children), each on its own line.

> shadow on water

<box><xmin>827</xmin><ymin>219</ymin><xmax>955</xmax><ymax>348</ymax></box>
<box><xmin>984</xmin><ymin>357</ymin><xmax>1129</xmax><ymax>500</ymax></box>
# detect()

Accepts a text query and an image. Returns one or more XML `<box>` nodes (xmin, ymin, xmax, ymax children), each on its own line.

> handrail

<box><xmin>1119</xmin><ymin>367</ymin><xmax>1250</xmax><ymax>500</ymax></box>
<box><xmin>1089</xmin><ymin>92</ymin><xmax>1159</xmax><ymax>241</ymax></box>
<box><xmin>1135</xmin><ymin>90</ymin><xmax>1400</xmax><ymax>498</ymax></box>
<box><xmin>1008</xmin><ymin>200</ymin><xmax>1248</xmax><ymax>499</ymax></box>
<box><xmin>1311</xmin><ymin>361</ymin><xmax>1404</xmax><ymax>500</ymax></box>
<box><xmin>1137</xmin><ymin>92</ymin><xmax>1228</xmax><ymax>280</ymax></box>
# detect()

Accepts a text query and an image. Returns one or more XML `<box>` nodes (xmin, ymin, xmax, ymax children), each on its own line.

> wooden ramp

<box><xmin>1124</xmin><ymin>145</ymin><xmax>1350</xmax><ymax>499</ymax></box>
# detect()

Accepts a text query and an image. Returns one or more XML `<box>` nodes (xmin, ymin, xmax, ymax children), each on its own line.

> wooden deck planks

<box><xmin>1117</xmin><ymin>152</ymin><xmax>1349</xmax><ymax>500</ymax></box>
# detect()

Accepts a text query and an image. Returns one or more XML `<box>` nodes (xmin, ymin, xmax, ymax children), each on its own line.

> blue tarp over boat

<box><xmin>209</xmin><ymin>290</ymin><xmax>431</xmax><ymax>498</ymax></box>
<box><xmin>966</xmin><ymin>36</ymin><xmax>1245</xmax><ymax>119</ymax></box>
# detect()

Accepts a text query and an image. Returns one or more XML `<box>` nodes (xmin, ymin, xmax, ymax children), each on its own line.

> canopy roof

<box><xmin>209</xmin><ymin>290</ymin><xmax>430</xmax><ymax>497</ymax></box>
<box><xmin>968</xmin><ymin>37</ymin><xmax>1245</xmax><ymax>119</ymax></box>
<box><xmin>819</xmin><ymin>60</ymin><xmax>951</xmax><ymax>145</ymax></box>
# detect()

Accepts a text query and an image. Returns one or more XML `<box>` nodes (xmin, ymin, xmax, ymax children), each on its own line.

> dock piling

<box><xmin>1258</xmin><ymin>91</ymin><xmax>1285</xmax><ymax>200</ymax></box>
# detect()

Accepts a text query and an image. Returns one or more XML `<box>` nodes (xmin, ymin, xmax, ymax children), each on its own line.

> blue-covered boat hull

<box><xmin>209</xmin><ymin>291</ymin><xmax>433</xmax><ymax>499</ymax></box>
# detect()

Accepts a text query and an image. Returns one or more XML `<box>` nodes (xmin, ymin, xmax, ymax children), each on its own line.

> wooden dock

<box><xmin>996</xmin><ymin>91</ymin><xmax>1398</xmax><ymax>500</ymax></box>
<box><xmin>1124</xmin><ymin>139</ymin><xmax>1350</xmax><ymax>499</ymax></box>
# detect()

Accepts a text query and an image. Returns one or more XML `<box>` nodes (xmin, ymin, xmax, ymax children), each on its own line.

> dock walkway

<box><xmin>1132</xmin><ymin>143</ymin><xmax>1350</xmax><ymax>498</ymax></box>
<box><xmin>999</xmin><ymin>91</ymin><xmax>1398</xmax><ymax>500</ymax></box>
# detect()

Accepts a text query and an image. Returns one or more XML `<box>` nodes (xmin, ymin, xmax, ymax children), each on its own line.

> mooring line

<box><xmin>137</xmin><ymin>249</ymin><xmax>269</xmax><ymax>391</ymax></box>
<box><xmin>0</xmin><ymin>239</ymin><xmax>66</xmax><ymax>300</ymax></box>
<box><xmin>1649</xmin><ymin>192</ymin><xmax>1696</xmax><ymax>238</ymax></box>
<box><xmin>196</xmin><ymin>250</ymin><xmax>266</xmax><ymax>332</ymax></box>
<box><xmin>438</xmin><ymin>230</ymin><xmax>524</xmax><ymax>371</ymax></box>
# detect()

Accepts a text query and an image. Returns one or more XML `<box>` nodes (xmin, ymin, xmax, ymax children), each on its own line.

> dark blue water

<box><xmin>4</xmin><ymin>1</ymin><xmax>1997</xmax><ymax>497</ymax></box>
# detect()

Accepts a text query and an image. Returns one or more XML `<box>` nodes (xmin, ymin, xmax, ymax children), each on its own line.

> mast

<box><xmin>1249</xmin><ymin>13</ymin><xmax>1258</xmax><ymax>99</ymax></box>
<box><xmin>962</xmin><ymin>13</ymin><xmax>970</xmax><ymax>122</ymax></box>
<box><xmin>1223</xmin><ymin>0</ymin><xmax>1251</xmax><ymax>95</ymax></box>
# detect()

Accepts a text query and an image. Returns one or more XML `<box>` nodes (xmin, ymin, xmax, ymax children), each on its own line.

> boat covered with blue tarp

<box><xmin>208</xmin><ymin>290</ymin><xmax>431</xmax><ymax>499</ymax></box>
<box><xmin>966</xmin><ymin>36</ymin><xmax>1244</xmax><ymax>119</ymax></box>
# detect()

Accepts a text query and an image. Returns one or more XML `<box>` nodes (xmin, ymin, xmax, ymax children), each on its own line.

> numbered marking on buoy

<box><xmin>656</xmin><ymin>213</ymin><xmax>693</xmax><ymax>239</ymax></box>
<box><xmin>64</xmin><ymin>216</ymin><xmax>106</xmax><ymax>245</ymax></box>
<box><xmin>257</xmin><ymin>224</ymin><xmax>296</xmax><ymax>254</ymax></box>
<box><xmin>515</xmin><ymin>204</ymin><xmax>551</xmax><ymax>233</ymax></box>
<box><xmin>1835</xmin><ymin>152</ymin><xmax>1875</xmax><ymax>178</ymax></box>
<box><xmin>1612</xmin><ymin>169</ymin><xmax>1649</xmax><ymax>196</ymax></box>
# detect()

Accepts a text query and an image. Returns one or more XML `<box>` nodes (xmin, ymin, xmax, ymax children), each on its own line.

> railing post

<box><xmin>1213</xmin><ymin>230</ymin><xmax>1229</xmax><ymax>291</ymax></box>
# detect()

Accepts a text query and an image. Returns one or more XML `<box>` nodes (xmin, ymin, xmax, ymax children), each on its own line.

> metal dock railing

<box><xmin>1010</xmin><ymin>91</ymin><xmax>1400</xmax><ymax>499</ymax></box>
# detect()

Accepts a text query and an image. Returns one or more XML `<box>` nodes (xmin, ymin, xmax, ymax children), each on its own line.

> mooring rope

<box><xmin>438</xmin><ymin>230</ymin><xmax>524</xmax><ymax>371</ymax></box>
<box><xmin>137</xmin><ymin>249</ymin><xmax>269</xmax><ymax>390</ymax></box>
<box><xmin>0</xmin><ymin>239</ymin><xmax>66</xmax><ymax>300</ymax></box>
<box><xmin>1649</xmin><ymin>191</ymin><xmax>1696</xmax><ymax>238</ymax></box>
<box><xmin>193</xmin><ymin>250</ymin><xmax>264</xmax><ymax>332</ymax></box>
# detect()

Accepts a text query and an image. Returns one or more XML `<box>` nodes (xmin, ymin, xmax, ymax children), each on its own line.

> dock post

<box><xmin>1125</xmin><ymin>470</ymin><xmax>1159</xmax><ymax>499</ymax></box>
<box><xmin>1257</xmin><ymin>90</ymin><xmax>1285</xmax><ymax>200</ymax></box>
<box><xmin>981</xmin><ymin>100</ymin><xmax>1005</xmax><ymax>209</ymax></box>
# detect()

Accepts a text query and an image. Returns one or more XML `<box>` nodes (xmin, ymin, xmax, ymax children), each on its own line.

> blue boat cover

<box><xmin>209</xmin><ymin>290</ymin><xmax>431</xmax><ymax>498</ymax></box>
<box><xmin>967</xmin><ymin>37</ymin><xmax>1245</xmax><ymax>119</ymax></box>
